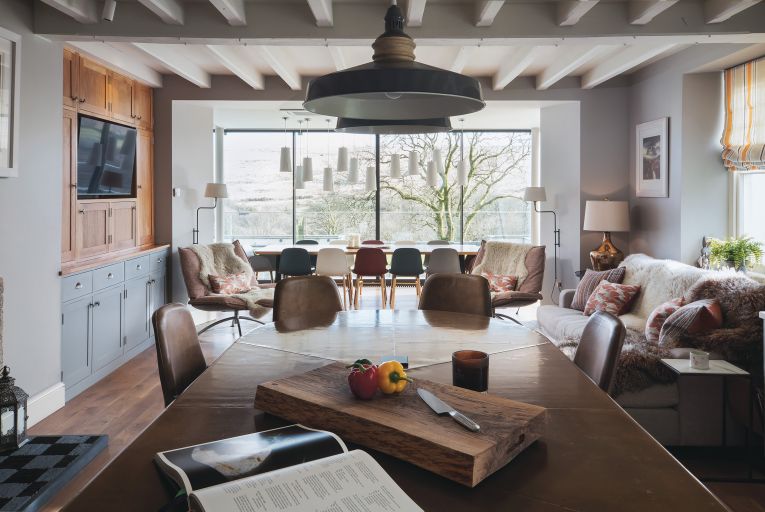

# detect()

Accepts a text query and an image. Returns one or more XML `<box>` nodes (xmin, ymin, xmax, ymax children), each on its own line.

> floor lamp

<box><xmin>524</xmin><ymin>187</ymin><xmax>561</xmax><ymax>298</ymax></box>
<box><xmin>193</xmin><ymin>183</ymin><xmax>228</xmax><ymax>244</ymax></box>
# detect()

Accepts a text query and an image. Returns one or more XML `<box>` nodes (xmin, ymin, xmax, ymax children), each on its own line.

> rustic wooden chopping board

<box><xmin>254</xmin><ymin>362</ymin><xmax>546</xmax><ymax>487</ymax></box>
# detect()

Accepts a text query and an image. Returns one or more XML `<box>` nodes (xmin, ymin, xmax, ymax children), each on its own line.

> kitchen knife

<box><xmin>417</xmin><ymin>388</ymin><xmax>481</xmax><ymax>432</ymax></box>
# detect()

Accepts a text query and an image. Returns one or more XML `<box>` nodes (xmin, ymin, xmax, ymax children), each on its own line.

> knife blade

<box><xmin>417</xmin><ymin>388</ymin><xmax>481</xmax><ymax>432</ymax></box>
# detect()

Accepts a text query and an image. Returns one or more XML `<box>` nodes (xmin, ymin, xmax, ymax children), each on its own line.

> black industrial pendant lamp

<box><xmin>335</xmin><ymin>117</ymin><xmax>452</xmax><ymax>134</ymax></box>
<box><xmin>304</xmin><ymin>1</ymin><xmax>485</xmax><ymax>120</ymax></box>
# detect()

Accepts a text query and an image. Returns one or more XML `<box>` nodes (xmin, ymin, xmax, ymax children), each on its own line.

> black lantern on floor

<box><xmin>0</xmin><ymin>366</ymin><xmax>28</xmax><ymax>453</ymax></box>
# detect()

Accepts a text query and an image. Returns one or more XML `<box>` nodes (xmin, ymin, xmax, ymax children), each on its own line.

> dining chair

<box><xmin>152</xmin><ymin>303</ymin><xmax>208</xmax><ymax>407</ymax></box>
<box><xmin>329</xmin><ymin>240</ymin><xmax>349</xmax><ymax>245</ymax></box>
<box><xmin>426</xmin><ymin>248</ymin><xmax>461</xmax><ymax>275</ymax></box>
<box><xmin>573</xmin><ymin>311</ymin><xmax>626</xmax><ymax>396</ymax></box>
<box><xmin>296</xmin><ymin>239</ymin><xmax>319</xmax><ymax>267</ymax></box>
<box><xmin>418</xmin><ymin>274</ymin><xmax>492</xmax><ymax>317</ymax></box>
<box><xmin>395</xmin><ymin>240</ymin><xmax>417</xmax><ymax>245</ymax></box>
<box><xmin>248</xmin><ymin>254</ymin><xmax>274</xmax><ymax>283</ymax></box>
<box><xmin>362</xmin><ymin>239</ymin><xmax>385</xmax><ymax>245</ymax></box>
<box><xmin>278</xmin><ymin>247</ymin><xmax>313</xmax><ymax>277</ymax></box>
<box><xmin>352</xmin><ymin>247</ymin><xmax>388</xmax><ymax>308</ymax></box>
<box><xmin>272</xmin><ymin>276</ymin><xmax>343</xmax><ymax>330</ymax></box>
<box><xmin>389</xmin><ymin>248</ymin><xmax>424</xmax><ymax>308</ymax></box>
<box><xmin>427</xmin><ymin>240</ymin><xmax>451</xmax><ymax>245</ymax></box>
<box><xmin>315</xmin><ymin>248</ymin><xmax>353</xmax><ymax>309</ymax></box>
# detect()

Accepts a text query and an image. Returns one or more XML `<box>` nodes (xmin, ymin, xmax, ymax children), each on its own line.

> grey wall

<box><xmin>0</xmin><ymin>0</ymin><xmax>63</xmax><ymax>396</ymax></box>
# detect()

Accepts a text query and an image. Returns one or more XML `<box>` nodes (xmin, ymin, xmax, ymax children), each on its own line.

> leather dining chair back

<box><xmin>152</xmin><ymin>304</ymin><xmax>207</xmax><ymax>407</ymax></box>
<box><xmin>279</xmin><ymin>247</ymin><xmax>313</xmax><ymax>277</ymax></box>
<box><xmin>426</xmin><ymin>248</ymin><xmax>461</xmax><ymax>275</ymax></box>
<box><xmin>418</xmin><ymin>274</ymin><xmax>492</xmax><ymax>317</ymax></box>
<box><xmin>296</xmin><ymin>239</ymin><xmax>319</xmax><ymax>245</ymax></box>
<box><xmin>574</xmin><ymin>311</ymin><xmax>626</xmax><ymax>395</ymax></box>
<box><xmin>273</xmin><ymin>275</ymin><xmax>343</xmax><ymax>328</ymax></box>
<box><xmin>389</xmin><ymin>248</ymin><xmax>424</xmax><ymax>308</ymax></box>
<box><xmin>352</xmin><ymin>247</ymin><xmax>388</xmax><ymax>308</ymax></box>
<box><xmin>248</xmin><ymin>254</ymin><xmax>274</xmax><ymax>283</ymax></box>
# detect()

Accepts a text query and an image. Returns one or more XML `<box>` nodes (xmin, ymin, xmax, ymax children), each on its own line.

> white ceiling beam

<box><xmin>259</xmin><ymin>46</ymin><xmax>302</xmax><ymax>90</ymax></box>
<box><xmin>451</xmin><ymin>46</ymin><xmax>475</xmax><ymax>73</ymax></box>
<box><xmin>328</xmin><ymin>46</ymin><xmax>347</xmax><ymax>71</ymax></box>
<box><xmin>492</xmin><ymin>47</ymin><xmax>538</xmax><ymax>90</ymax></box>
<box><xmin>581</xmin><ymin>43</ymin><xmax>676</xmax><ymax>88</ymax></box>
<box><xmin>536</xmin><ymin>45</ymin><xmax>606</xmax><ymax>90</ymax></box>
<box><xmin>557</xmin><ymin>0</ymin><xmax>599</xmax><ymax>26</ymax></box>
<box><xmin>206</xmin><ymin>45</ymin><xmax>263</xmax><ymax>90</ymax></box>
<box><xmin>39</xmin><ymin>0</ymin><xmax>98</xmax><ymax>23</ymax></box>
<box><xmin>406</xmin><ymin>0</ymin><xmax>427</xmax><ymax>27</ymax></box>
<box><xmin>307</xmin><ymin>0</ymin><xmax>333</xmax><ymax>27</ymax></box>
<box><xmin>133</xmin><ymin>43</ymin><xmax>210</xmax><ymax>87</ymax></box>
<box><xmin>68</xmin><ymin>42</ymin><xmax>163</xmax><ymax>87</ymax></box>
<box><xmin>136</xmin><ymin>0</ymin><xmax>184</xmax><ymax>24</ymax></box>
<box><xmin>476</xmin><ymin>1</ymin><xmax>505</xmax><ymax>27</ymax></box>
<box><xmin>209</xmin><ymin>0</ymin><xmax>246</xmax><ymax>26</ymax></box>
<box><xmin>705</xmin><ymin>0</ymin><xmax>762</xmax><ymax>23</ymax></box>
<box><xmin>629</xmin><ymin>0</ymin><xmax>679</xmax><ymax>25</ymax></box>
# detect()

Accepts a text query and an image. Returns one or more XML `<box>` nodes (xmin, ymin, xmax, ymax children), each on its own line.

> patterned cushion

<box><xmin>645</xmin><ymin>298</ymin><xmax>685</xmax><ymax>343</ymax></box>
<box><xmin>571</xmin><ymin>267</ymin><xmax>626</xmax><ymax>311</ymax></box>
<box><xmin>208</xmin><ymin>272</ymin><xmax>252</xmax><ymax>294</ymax></box>
<box><xmin>583</xmin><ymin>281</ymin><xmax>641</xmax><ymax>316</ymax></box>
<box><xmin>659</xmin><ymin>299</ymin><xmax>723</xmax><ymax>347</ymax></box>
<box><xmin>481</xmin><ymin>272</ymin><xmax>518</xmax><ymax>293</ymax></box>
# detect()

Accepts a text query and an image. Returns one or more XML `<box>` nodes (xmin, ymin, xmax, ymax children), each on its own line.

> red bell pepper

<box><xmin>346</xmin><ymin>359</ymin><xmax>378</xmax><ymax>400</ymax></box>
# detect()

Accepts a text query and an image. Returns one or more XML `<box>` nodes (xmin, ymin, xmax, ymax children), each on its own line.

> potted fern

<box><xmin>708</xmin><ymin>236</ymin><xmax>763</xmax><ymax>271</ymax></box>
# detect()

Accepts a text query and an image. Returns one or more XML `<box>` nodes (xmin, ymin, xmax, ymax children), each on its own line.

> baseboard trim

<box><xmin>27</xmin><ymin>382</ymin><xmax>66</xmax><ymax>427</ymax></box>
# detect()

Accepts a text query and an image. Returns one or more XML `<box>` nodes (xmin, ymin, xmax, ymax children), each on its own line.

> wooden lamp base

<box><xmin>590</xmin><ymin>232</ymin><xmax>624</xmax><ymax>271</ymax></box>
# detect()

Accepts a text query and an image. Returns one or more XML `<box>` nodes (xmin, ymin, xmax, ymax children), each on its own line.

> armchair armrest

<box><xmin>559</xmin><ymin>289</ymin><xmax>576</xmax><ymax>309</ymax></box>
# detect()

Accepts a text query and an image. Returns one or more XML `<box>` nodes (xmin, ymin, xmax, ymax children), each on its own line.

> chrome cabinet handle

<box><xmin>136</xmin><ymin>264</ymin><xmax>142</xmax><ymax>270</ymax></box>
<box><xmin>94</xmin><ymin>301</ymin><xmax>100</xmax><ymax>307</ymax></box>
<box><xmin>107</xmin><ymin>273</ymin><xmax>114</xmax><ymax>279</ymax></box>
<box><xmin>75</xmin><ymin>282</ymin><xmax>83</xmax><ymax>289</ymax></box>
<box><xmin>78</xmin><ymin>209</ymin><xmax>85</xmax><ymax>215</ymax></box>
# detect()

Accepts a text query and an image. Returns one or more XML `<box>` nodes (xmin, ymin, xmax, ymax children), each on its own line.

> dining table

<box><xmin>62</xmin><ymin>310</ymin><xmax>729</xmax><ymax>511</ymax></box>
<box><xmin>253</xmin><ymin>243</ymin><xmax>482</xmax><ymax>256</ymax></box>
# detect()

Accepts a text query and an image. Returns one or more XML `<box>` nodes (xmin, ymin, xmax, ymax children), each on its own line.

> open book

<box><xmin>155</xmin><ymin>424</ymin><xmax>423</xmax><ymax>512</ymax></box>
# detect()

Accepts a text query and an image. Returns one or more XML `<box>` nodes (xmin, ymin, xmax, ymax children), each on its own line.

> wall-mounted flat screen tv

<box><xmin>77</xmin><ymin>115</ymin><xmax>137</xmax><ymax>199</ymax></box>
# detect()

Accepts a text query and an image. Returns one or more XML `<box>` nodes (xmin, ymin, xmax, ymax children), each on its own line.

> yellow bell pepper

<box><xmin>377</xmin><ymin>360</ymin><xmax>413</xmax><ymax>394</ymax></box>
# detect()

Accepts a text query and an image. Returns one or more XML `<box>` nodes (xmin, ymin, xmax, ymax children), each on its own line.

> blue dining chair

<box><xmin>296</xmin><ymin>239</ymin><xmax>319</xmax><ymax>268</ymax></box>
<box><xmin>278</xmin><ymin>247</ymin><xmax>313</xmax><ymax>278</ymax></box>
<box><xmin>389</xmin><ymin>248</ymin><xmax>424</xmax><ymax>309</ymax></box>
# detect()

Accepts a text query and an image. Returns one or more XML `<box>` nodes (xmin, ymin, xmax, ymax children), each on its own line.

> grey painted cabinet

<box><xmin>61</xmin><ymin>296</ymin><xmax>92</xmax><ymax>388</ymax></box>
<box><xmin>61</xmin><ymin>247</ymin><xmax>169</xmax><ymax>400</ymax></box>
<box><xmin>91</xmin><ymin>285</ymin><xmax>124</xmax><ymax>371</ymax></box>
<box><xmin>124</xmin><ymin>276</ymin><xmax>150</xmax><ymax>350</ymax></box>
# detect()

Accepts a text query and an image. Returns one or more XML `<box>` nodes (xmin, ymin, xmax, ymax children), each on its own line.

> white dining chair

<box><xmin>395</xmin><ymin>240</ymin><xmax>417</xmax><ymax>245</ymax></box>
<box><xmin>329</xmin><ymin>240</ymin><xmax>349</xmax><ymax>245</ymax></box>
<box><xmin>315</xmin><ymin>248</ymin><xmax>353</xmax><ymax>309</ymax></box>
<box><xmin>426</xmin><ymin>248</ymin><xmax>462</xmax><ymax>275</ymax></box>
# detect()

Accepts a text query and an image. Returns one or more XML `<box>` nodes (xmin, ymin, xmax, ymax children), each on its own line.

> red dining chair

<box><xmin>362</xmin><ymin>239</ymin><xmax>385</xmax><ymax>245</ymax></box>
<box><xmin>352</xmin><ymin>247</ymin><xmax>388</xmax><ymax>309</ymax></box>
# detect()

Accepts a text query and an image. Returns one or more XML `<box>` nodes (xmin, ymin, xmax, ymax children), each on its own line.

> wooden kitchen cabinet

<box><xmin>78</xmin><ymin>57</ymin><xmax>110</xmax><ymax>118</ymax></box>
<box><xmin>77</xmin><ymin>202</ymin><xmax>110</xmax><ymax>259</ymax></box>
<box><xmin>63</xmin><ymin>49</ymin><xmax>79</xmax><ymax>109</ymax></box>
<box><xmin>62</xmin><ymin>109</ymin><xmax>77</xmax><ymax>263</ymax></box>
<box><xmin>136</xmin><ymin>130</ymin><xmax>154</xmax><ymax>246</ymax></box>
<box><xmin>110</xmin><ymin>201</ymin><xmax>138</xmax><ymax>251</ymax></box>
<box><xmin>109</xmin><ymin>72</ymin><xmax>135</xmax><ymax>125</ymax></box>
<box><xmin>133</xmin><ymin>83</ymin><xmax>153</xmax><ymax>130</ymax></box>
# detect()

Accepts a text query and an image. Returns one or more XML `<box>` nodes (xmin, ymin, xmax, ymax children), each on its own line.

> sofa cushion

<box><xmin>645</xmin><ymin>298</ymin><xmax>685</xmax><ymax>343</ymax></box>
<box><xmin>536</xmin><ymin>305</ymin><xmax>589</xmax><ymax>348</ymax></box>
<box><xmin>584</xmin><ymin>282</ymin><xmax>641</xmax><ymax>316</ymax></box>
<box><xmin>209</xmin><ymin>272</ymin><xmax>252</xmax><ymax>295</ymax></box>
<box><xmin>659</xmin><ymin>299</ymin><xmax>723</xmax><ymax>347</ymax></box>
<box><xmin>571</xmin><ymin>267</ymin><xmax>626</xmax><ymax>311</ymax></box>
<box><xmin>481</xmin><ymin>272</ymin><xmax>518</xmax><ymax>293</ymax></box>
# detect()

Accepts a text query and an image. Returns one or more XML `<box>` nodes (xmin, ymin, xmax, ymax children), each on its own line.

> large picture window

<box><xmin>222</xmin><ymin>129</ymin><xmax>533</xmax><ymax>245</ymax></box>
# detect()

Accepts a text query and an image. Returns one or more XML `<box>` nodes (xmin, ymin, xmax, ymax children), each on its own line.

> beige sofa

<box><xmin>537</xmin><ymin>254</ymin><xmax>731</xmax><ymax>446</ymax></box>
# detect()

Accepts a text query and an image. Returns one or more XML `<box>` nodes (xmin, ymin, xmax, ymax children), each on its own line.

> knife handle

<box><xmin>449</xmin><ymin>411</ymin><xmax>481</xmax><ymax>432</ymax></box>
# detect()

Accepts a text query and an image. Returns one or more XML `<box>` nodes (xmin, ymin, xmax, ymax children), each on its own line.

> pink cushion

<box><xmin>481</xmin><ymin>272</ymin><xmax>518</xmax><ymax>293</ymax></box>
<box><xmin>571</xmin><ymin>267</ymin><xmax>626</xmax><ymax>311</ymax></box>
<box><xmin>645</xmin><ymin>298</ymin><xmax>685</xmax><ymax>343</ymax></box>
<box><xmin>584</xmin><ymin>282</ymin><xmax>641</xmax><ymax>316</ymax></box>
<box><xmin>209</xmin><ymin>272</ymin><xmax>252</xmax><ymax>294</ymax></box>
<box><xmin>659</xmin><ymin>299</ymin><xmax>724</xmax><ymax>347</ymax></box>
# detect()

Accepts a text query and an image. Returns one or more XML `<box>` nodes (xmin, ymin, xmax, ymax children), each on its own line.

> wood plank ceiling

<box><xmin>36</xmin><ymin>0</ymin><xmax>765</xmax><ymax>90</ymax></box>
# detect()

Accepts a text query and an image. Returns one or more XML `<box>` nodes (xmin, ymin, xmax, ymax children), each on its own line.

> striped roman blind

<box><xmin>722</xmin><ymin>56</ymin><xmax>765</xmax><ymax>171</ymax></box>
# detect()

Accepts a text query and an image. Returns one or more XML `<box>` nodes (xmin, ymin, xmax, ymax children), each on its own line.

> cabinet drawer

<box><xmin>62</xmin><ymin>272</ymin><xmax>93</xmax><ymax>302</ymax></box>
<box><xmin>150</xmin><ymin>250</ymin><xmax>169</xmax><ymax>275</ymax></box>
<box><xmin>93</xmin><ymin>262</ymin><xmax>125</xmax><ymax>291</ymax></box>
<box><xmin>125</xmin><ymin>255</ymin><xmax>151</xmax><ymax>280</ymax></box>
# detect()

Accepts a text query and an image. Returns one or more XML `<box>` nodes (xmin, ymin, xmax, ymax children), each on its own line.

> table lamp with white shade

<box><xmin>524</xmin><ymin>187</ymin><xmax>560</xmax><ymax>295</ymax></box>
<box><xmin>193</xmin><ymin>183</ymin><xmax>228</xmax><ymax>244</ymax></box>
<box><xmin>583</xmin><ymin>199</ymin><xmax>630</xmax><ymax>270</ymax></box>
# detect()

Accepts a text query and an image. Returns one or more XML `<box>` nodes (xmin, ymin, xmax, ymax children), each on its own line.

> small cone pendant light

<box><xmin>323</xmin><ymin>167</ymin><xmax>334</xmax><ymax>192</ymax></box>
<box><xmin>349</xmin><ymin>157</ymin><xmax>359</xmax><ymax>184</ymax></box>
<box><xmin>390</xmin><ymin>154</ymin><xmax>401</xmax><ymax>178</ymax></box>
<box><xmin>365</xmin><ymin>165</ymin><xmax>376</xmax><ymax>192</ymax></box>
<box><xmin>433</xmin><ymin>148</ymin><xmax>444</xmax><ymax>175</ymax></box>
<box><xmin>426</xmin><ymin>160</ymin><xmax>438</xmax><ymax>187</ymax></box>
<box><xmin>457</xmin><ymin>119</ymin><xmax>468</xmax><ymax>186</ymax></box>
<box><xmin>295</xmin><ymin>165</ymin><xmax>305</xmax><ymax>189</ymax></box>
<box><xmin>337</xmin><ymin>147</ymin><xmax>348</xmax><ymax>172</ymax></box>
<box><xmin>302</xmin><ymin>118</ymin><xmax>313</xmax><ymax>181</ymax></box>
<box><xmin>279</xmin><ymin>116</ymin><xmax>291</xmax><ymax>173</ymax></box>
<box><xmin>407</xmin><ymin>151</ymin><xmax>419</xmax><ymax>176</ymax></box>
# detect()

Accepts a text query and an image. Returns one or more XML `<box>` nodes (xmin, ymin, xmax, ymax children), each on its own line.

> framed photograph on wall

<box><xmin>0</xmin><ymin>27</ymin><xmax>21</xmax><ymax>178</ymax></box>
<box><xmin>635</xmin><ymin>118</ymin><xmax>668</xmax><ymax>198</ymax></box>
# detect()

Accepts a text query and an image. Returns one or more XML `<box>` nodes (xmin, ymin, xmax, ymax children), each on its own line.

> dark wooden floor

<box><xmin>29</xmin><ymin>287</ymin><xmax>764</xmax><ymax>511</ymax></box>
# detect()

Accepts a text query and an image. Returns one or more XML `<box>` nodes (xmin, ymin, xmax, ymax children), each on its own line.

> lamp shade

<box><xmin>583</xmin><ymin>200</ymin><xmax>630</xmax><ymax>232</ymax></box>
<box><xmin>204</xmin><ymin>183</ymin><xmax>228</xmax><ymax>199</ymax></box>
<box><xmin>457</xmin><ymin>160</ymin><xmax>468</xmax><ymax>187</ymax></box>
<box><xmin>389</xmin><ymin>154</ymin><xmax>401</xmax><ymax>178</ymax></box>
<box><xmin>323</xmin><ymin>166</ymin><xmax>334</xmax><ymax>192</ymax></box>
<box><xmin>407</xmin><ymin>151</ymin><xmax>419</xmax><ymax>176</ymax></box>
<box><xmin>349</xmin><ymin>158</ymin><xmax>359</xmax><ymax>184</ymax></box>
<box><xmin>335</xmin><ymin>117</ymin><xmax>452</xmax><ymax>134</ymax></box>
<box><xmin>302</xmin><ymin>157</ymin><xmax>313</xmax><ymax>181</ymax></box>
<box><xmin>279</xmin><ymin>147</ymin><xmax>291</xmax><ymax>173</ymax></box>
<box><xmin>426</xmin><ymin>160</ymin><xmax>438</xmax><ymax>187</ymax></box>
<box><xmin>523</xmin><ymin>187</ymin><xmax>546</xmax><ymax>202</ymax></box>
<box><xmin>337</xmin><ymin>147</ymin><xmax>349</xmax><ymax>172</ymax></box>
<box><xmin>365</xmin><ymin>165</ymin><xmax>376</xmax><ymax>191</ymax></box>
<box><xmin>294</xmin><ymin>165</ymin><xmax>304</xmax><ymax>190</ymax></box>
<box><xmin>433</xmin><ymin>148</ymin><xmax>444</xmax><ymax>175</ymax></box>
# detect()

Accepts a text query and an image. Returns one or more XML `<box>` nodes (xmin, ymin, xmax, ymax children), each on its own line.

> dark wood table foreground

<box><xmin>63</xmin><ymin>311</ymin><xmax>729</xmax><ymax>512</ymax></box>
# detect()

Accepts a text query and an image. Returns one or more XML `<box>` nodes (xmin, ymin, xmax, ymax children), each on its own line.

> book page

<box><xmin>190</xmin><ymin>450</ymin><xmax>422</xmax><ymax>512</ymax></box>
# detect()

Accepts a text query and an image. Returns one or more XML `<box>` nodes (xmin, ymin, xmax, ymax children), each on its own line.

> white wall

<box><xmin>0</xmin><ymin>0</ymin><xmax>64</xmax><ymax>402</ymax></box>
<box><xmin>171</xmin><ymin>103</ymin><xmax>215</xmax><ymax>305</ymax></box>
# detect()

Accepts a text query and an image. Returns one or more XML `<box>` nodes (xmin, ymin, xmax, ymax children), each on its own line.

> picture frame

<box><xmin>635</xmin><ymin>117</ymin><xmax>668</xmax><ymax>198</ymax></box>
<box><xmin>0</xmin><ymin>27</ymin><xmax>21</xmax><ymax>178</ymax></box>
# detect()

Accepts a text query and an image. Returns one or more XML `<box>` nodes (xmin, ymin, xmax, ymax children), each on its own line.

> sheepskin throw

<box><xmin>190</xmin><ymin>243</ymin><xmax>273</xmax><ymax>317</ymax></box>
<box><xmin>471</xmin><ymin>241</ymin><xmax>532</xmax><ymax>288</ymax></box>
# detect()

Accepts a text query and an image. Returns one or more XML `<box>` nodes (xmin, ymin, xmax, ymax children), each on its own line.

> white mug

<box><xmin>689</xmin><ymin>349</ymin><xmax>710</xmax><ymax>370</ymax></box>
